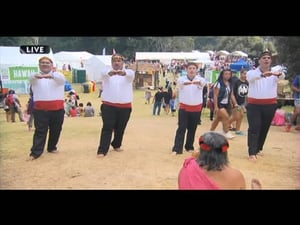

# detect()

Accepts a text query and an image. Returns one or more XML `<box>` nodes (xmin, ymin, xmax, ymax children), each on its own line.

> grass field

<box><xmin>0</xmin><ymin>79</ymin><xmax>299</xmax><ymax>189</ymax></box>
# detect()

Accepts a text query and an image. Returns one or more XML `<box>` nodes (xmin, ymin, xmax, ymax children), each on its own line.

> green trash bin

<box><xmin>72</xmin><ymin>69</ymin><xmax>86</xmax><ymax>83</ymax></box>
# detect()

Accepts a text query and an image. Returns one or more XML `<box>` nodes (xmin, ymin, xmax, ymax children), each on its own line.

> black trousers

<box><xmin>172</xmin><ymin>109</ymin><xmax>200</xmax><ymax>154</ymax></box>
<box><xmin>30</xmin><ymin>109</ymin><xmax>65</xmax><ymax>158</ymax></box>
<box><xmin>246</xmin><ymin>103</ymin><xmax>277</xmax><ymax>156</ymax></box>
<box><xmin>97</xmin><ymin>104</ymin><xmax>132</xmax><ymax>155</ymax></box>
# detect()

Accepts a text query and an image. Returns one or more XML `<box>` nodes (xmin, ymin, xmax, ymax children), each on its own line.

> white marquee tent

<box><xmin>230</xmin><ymin>51</ymin><xmax>248</xmax><ymax>57</ymax></box>
<box><xmin>0</xmin><ymin>46</ymin><xmax>55</xmax><ymax>68</ymax></box>
<box><xmin>216</xmin><ymin>50</ymin><xmax>230</xmax><ymax>56</ymax></box>
<box><xmin>135</xmin><ymin>51</ymin><xmax>212</xmax><ymax>65</ymax></box>
<box><xmin>53</xmin><ymin>51</ymin><xmax>94</xmax><ymax>70</ymax></box>
<box><xmin>84</xmin><ymin>55</ymin><xmax>112</xmax><ymax>82</ymax></box>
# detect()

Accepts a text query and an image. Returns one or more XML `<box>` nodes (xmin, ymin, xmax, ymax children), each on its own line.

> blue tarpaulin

<box><xmin>230</xmin><ymin>59</ymin><xmax>249</xmax><ymax>71</ymax></box>
<box><xmin>64</xmin><ymin>80</ymin><xmax>72</xmax><ymax>91</ymax></box>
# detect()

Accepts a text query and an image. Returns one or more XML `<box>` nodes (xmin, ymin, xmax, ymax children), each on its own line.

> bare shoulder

<box><xmin>207</xmin><ymin>166</ymin><xmax>246</xmax><ymax>189</ymax></box>
<box><xmin>225</xmin><ymin>167</ymin><xmax>246</xmax><ymax>189</ymax></box>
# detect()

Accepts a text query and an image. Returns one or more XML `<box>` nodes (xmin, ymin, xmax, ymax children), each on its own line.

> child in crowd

<box><xmin>84</xmin><ymin>102</ymin><xmax>95</xmax><ymax>117</ymax></box>
<box><xmin>78</xmin><ymin>103</ymin><xmax>84</xmax><ymax>117</ymax></box>
<box><xmin>145</xmin><ymin>87</ymin><xmax>152</xmax><ymax>104</ymax></box>
<box><xmin>69</xmin><ymin>106</ymin><xmax>78</xmax><ymax>117</ymax></box>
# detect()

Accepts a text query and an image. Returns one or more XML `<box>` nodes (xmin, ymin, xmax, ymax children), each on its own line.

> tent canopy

<box><xmin>0</xmin><ymin>46</ymin><xmax>55</xmax><ymax>94</ymax></box>
<box><xmin>135</xmin><ymin>51</ymin><xmax>211</xmax><ymax>64</ymax></box>
<box><xmin>230</xmin><ymin>51</ymin><xmax>248</xmax><ymax>57</ymax></box>
<box><xmin>230</xmin><ymin>59</ymin><xmax>249</xmax><ymax>71</ymax></box>
<box><xmin>84</xmin><ymin>55</ymin><xmax>112</xmax><ymax>82</ymax></box>
<box><xmin>217</xmin><ymin>50</ymin><xmax>230</xmax><ymax>56</ymax></box>
<box><xmin>0</xmin><ymin>46</ymin><xmax>55</xmax><ymax>67</ymax></box>
<box><xmin>53</xmin><ymin>51</ymin><xmax>93</xmax><ymax>70</ymax></box>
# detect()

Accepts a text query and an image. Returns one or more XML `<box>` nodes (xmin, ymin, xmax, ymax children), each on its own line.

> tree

<box><xmin>274</xmin><ymin>36</ymin><xmax>300</xmax><ymax>81</ymax></box>
<box><xmin>194</xmin><ymin>36</ymin><xmax>220</xmax><ymax>51</ymax></box>
<box><xmin>0</xmin><ymin>37</ymin><xmax>28</xmax><ymax>45</ymax></box>
<box><xmin>216</xmin><ymin>36</ymin><xmax>276</xmax><ymax>57</ymax></box>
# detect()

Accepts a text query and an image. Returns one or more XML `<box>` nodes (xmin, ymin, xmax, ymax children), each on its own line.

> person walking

<box><xmin>152</xmin><ymin>87</ymin><xmax>164</xmax><ymax>115</ymax></box>
<box><xmin>97</xmin><ymin>54</ymin><xmax>135</xmax><ymax>157</ymax></box>
<box><xmin>28</xmin><ymin>56</ymin><xmax>66</xmax><ymax>160</ymax></box>
<box><xmin>5</xmin><ymin>89</ymin><xmax>24</xmax><ymax>122</ymax></box>
<box><xmin>229</xmin><ymin>69</ymin><xmax>249</xmax><ymax>135</ymax></box>
<box><xmin>246</xmin><ymin>51</ymin><xmax>285</xmax><ymax>162</ymax></box>
<box><xmin>209</xmin><ymin>69</ymin><xmax>238</xmax><ymax>139</ymax></box>
<box><xmin>144</xmin><ymin>87</ymin><xmax>152</xmax><ymax>104</ymax></box>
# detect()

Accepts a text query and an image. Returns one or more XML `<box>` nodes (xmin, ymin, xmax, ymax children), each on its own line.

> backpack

<box><xmin>5</xmin><ymin>94</ymin><xmax>15</xmax><ymax>106</ymax></box>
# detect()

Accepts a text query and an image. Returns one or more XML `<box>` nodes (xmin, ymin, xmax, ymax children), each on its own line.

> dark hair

<box><xmin>240</xmin><ymin>68</ymin><xmax>247</xmax><ymax>74</ymax></box>
<box><xmin>217</xmin><ymin>69</ymin><xmax>232</xmax><ymax>84</ymax></box>
<box><xmin>259</xmin><ymin>51</ymin><xmax>272</xmax><ymax>59</ymax></box>
<box><xmin>196</xmin><ymin>131</ymin><xmax>229</xmax><ymax>171</ymax></box>
<box><xmin>215</xmin><ymin>69</ymin><xmax>233</xmax><ymax>103</ymax></box>
<box><xmin>186</xmin><ymin>62</ymin><xmax>198</xmax><ymax>69</ymax></box>
<box><xmin>8</xmin><ymin>89</ymin><xmax>15</xmax><ymax>94</ymax></box>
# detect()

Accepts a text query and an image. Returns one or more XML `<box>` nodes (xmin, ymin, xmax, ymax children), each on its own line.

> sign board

<box><xmin>8</xmin><ymin>66</ymin><xmax>38</xmax><ymax>81</ymax></box>
<box><xmin>205</xmin><ymin>70</ymin><xmax>220</xmax><ymax>83</ymax></box>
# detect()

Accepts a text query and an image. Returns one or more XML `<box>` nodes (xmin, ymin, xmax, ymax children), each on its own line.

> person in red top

<box><xmin>246</xmin><ymin>51</ymin><xmax>285</xmax><ymax>162</ymax></box>
<box><xmin>28</xmin><ymin>56</ymin><xmax>65</xmax><ymax>160</ymax></box>
<box><xmin>178</xmin><ymin>131</ymin><xmax>262</xmax><ymax>190</ymax></box>
<box><xmin>69</xmin><ymin>106</ymin><xmax>78</xmax><ymax>117</ymax></box>
<box><xmin>97</xmin><ymin>54</ymin><xmax>135</xmax><ymax>157</ymax></box>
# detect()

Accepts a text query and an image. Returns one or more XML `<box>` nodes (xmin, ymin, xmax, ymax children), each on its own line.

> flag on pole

<box><xmin>112</xmin><ymin>48</ymin><xmax>116</xmax><ymax>55</ymax></box>
<box><xmin>102</xmin><ymin>47</ymin><xmax>106</xmax><ymax>55</ymax></box>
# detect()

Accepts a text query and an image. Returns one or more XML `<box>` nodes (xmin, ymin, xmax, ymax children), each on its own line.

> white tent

<box><xmin>0</xmin><ymin>46</ymin><xmax>55</xmax><ymax>93</ymax></box>
<box><xmin>135</xmin><ymin>51</ymin><xmax>211</xmax><ymax>64</ymax></box>
<box><xmin>84</xmin><ymin>55</ymin><xmax>112</xmax><ymax>82</ymax></box>
<box><xmin>191</xmin><ymin>59</ymin><xmax>214</xmax><ymax>68</ymax></box>
<box><xmin>53</xmin><ymin>51</ymin><xmax>94</xmax><ymax>70</ymax></box>
<box><xmin>230</xmin><ymin>51</ymin><xmax>248</xmax><ymax>57</ymax></box>
<box><xmin>217</xmin><ymin>50</ymin><xmax>230</xmax><ymax>56</ymax></box>
<box><xmin>0</xmin><ymin>46</ymin><xmax>55</xmax><ymax>68</ymax></box>
<box><xmin>207</xmin><ymin>50</ymin><xmax>214</xmax><ymax>55</ymax></box>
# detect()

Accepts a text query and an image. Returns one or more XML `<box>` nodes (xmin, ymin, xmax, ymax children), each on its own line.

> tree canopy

<box><xmin>1</xmin><ymin>36</ymin><xmax>298</xmax><ymax>80</ymax></box>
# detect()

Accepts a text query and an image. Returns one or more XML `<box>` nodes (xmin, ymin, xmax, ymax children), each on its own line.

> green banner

<box><xmin>9</xmin><ymin>66</ymin><xmax>38</xmax><ymax>81</ymax></box>
<box><xmin>205</xmin><ymin>70</ymin><xmax>220</xmax><ymax>83</ymax></box>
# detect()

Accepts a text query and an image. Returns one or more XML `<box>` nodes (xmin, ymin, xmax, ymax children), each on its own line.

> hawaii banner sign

<box><xmin>9</xmin><ymin>66</ymin><xmax>38</xmax><ymax>81</ymax></box>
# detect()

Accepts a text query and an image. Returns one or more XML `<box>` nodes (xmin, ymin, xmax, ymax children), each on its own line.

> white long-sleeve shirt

<box><xmin>178</xmin><ymin>75</ymin><xmax>207</xmax><ymax>105</ymax></box>
<box><xmin>247</xmin><ymin>67</ymin><xmax>285</xmax><ymax>104</ymax></box>
<box><xmin>29</xmin><ymin>71</ymin><xmax>65</xmax><ymax>110</ymax></box>
<box><xmin>100</xmin><ymin>67</ymin><xmax>135</xmax><ymax>105</ymax></box>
